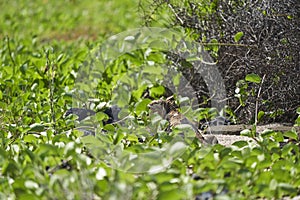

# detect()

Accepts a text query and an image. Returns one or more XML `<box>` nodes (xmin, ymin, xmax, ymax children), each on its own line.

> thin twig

<box><xmin>255</xmin><ymin>74</ymin><xmax>266</xmax><ymax>125</ymax></box>
<box><xmin>200</xmin><ymin>42</ymin><xmax>258</xmax><ymax>48</ymax></box>
<box><xmin>167</xmin><ymin>3</ymin><xmax>184</xmax><ymax>25</ymax></box>
<box><xmin>110</xmin><ymin>115</ymin><xmax>133</xmax><ymax>125</ymax></box>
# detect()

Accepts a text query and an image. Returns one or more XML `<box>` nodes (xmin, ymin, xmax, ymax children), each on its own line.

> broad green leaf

<box><xmin>158</xmin><ymin>189</ymin><xmax>186</xmax><ymax>200</ymax></box>
<box><xmin>278</xmin><ymin>183</ymin><xmax>297</xmax><ymax>193</ymax></box>
<box><xmin>240</xmin><ymin>129</ymin><xmax>251</xmax><ymax>136</ymax></box>
<box><xmin>24</xmin><ymin>134</ymin><xmax>38</xmax><ymax>143</ymax></box>
<box><xmin>296</xmin><ymin>117</ymin><xmax>300</xmax><ymax>126</ymax></box>
<box><xmin>126</xmin><ymin>134</ymin><xmax>139</xmax><ymax>143</ymax></box>
<box><xmin>258</xmin><ymin>111</ymin><xmax>265</xmax><ymax>121</ymax></box>
<box><xmin>135</xmin><ymin>99</ymin><xmax>152</xmax><ymax>115</ymax></box>
<box><xmin>148</xmin><ymin>52</ymin><xmax>165</xmax><ymax>63</ymax></box>
<box><xmin>232</xmin><ymin>140</ymin><xmax>248</xmax><ymax>148</ymax></box>
<box><xmin>245</xmin><ymin>73</ymin><xmax>261</xmax><ymax>83</ymax></box>
<box><xmin>155</xmin><ymin>173</ymin><xmax>175</xmax><ymax>184</ymax></box>
<box><xmin>219</xmin><ymin>147</ymin><xmax>232</xmax><ymax>159</ymax></box>
<box><xmin>283</xmin><ymin>131</ymin><xmax>298</xmax><ymax>140</ymax></box>
<box><xmin>29</xmin><ymin>123</ymin><xmax>44</xmax><ymax>132</ymax></box>
<box><xmin>132</xmin><ymin>85</ymin><xmax>147</xmax><ymax>100</ymax></box>
<box><xmin>231</xmin><ymin>150</ymin><xmax>243</xmax><ymax>160</ymax></box>
<box><xmin>150</xmin><ymin>85</ymin><xmax>165</xmax><ymax>97</ymax></box>
<box><xmin>261</xmin><ymin>129</ymin><xmax>276</xmax><ymax>138</ymax></box>
<box><xmin>234</xmin><ymin>32</ymin><xmax>244</xmax><ymax>42</ymax></box>
<box><xmin>104</xmin><ymin>124</ymin><xmax>115</xmax><ymax>132</ymax></box>
<box><xmin>281</xmin><ymin>143</ymin><xmax>294</xmax><ymax>157</ymax></box>
<box><xmin>82</xmin><ymin>135</ymin><xmax>103</xmax><ymax>146</ymax></box>
<box><xmin>95</xmin><ymin>112</ymin><xmax>106</xmax><ymax>121</ymax></box>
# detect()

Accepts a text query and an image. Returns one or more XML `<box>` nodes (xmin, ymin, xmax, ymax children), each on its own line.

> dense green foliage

<box><xmin>0</xmin><ymin>0</ymin><xmax>299</xmax><ymax>199</ymax></box>
<box><xmin>141</xmin><ymin>0</ymin><xmax>300</xmax><ymax>124</ymax></box>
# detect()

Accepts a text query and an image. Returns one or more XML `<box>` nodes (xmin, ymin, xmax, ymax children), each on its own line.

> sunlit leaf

<box><xmin>245</xmin><ymin>73</ymin><xmax>261</xmax><ymax>84</ymax></box>
<box><xmin>283</xmin><ymin>131</ymin><xmax>298</xmax><ymax>140</ymax></box>
<box><xmin>234</xmin><ymin>32</ymin><xmax>244</xmax><ymax>42</ymax></box>
<box><xmin>258</xmin><ymin>111</ymin><xmax>265</xmax><ymax>121</ymax></box>
<box><xmin>149</xmin><ymin>85</ymin><xmax>165</xmax><ymax>97</ymax></box>
<box><xmin>297</xmin><ymin>107</ymin><xmax>300</xmax><ymax>114</ymax></box>
<box><xmin>24</xmin><ymin>134</ymin><xmax>38</xmax><ymax>143</ymax></box>
<box><xmin>135</xmin><ymin>99</ymin><xmax>152</xmax><ymax>115</ymax></box>
<box><xmin>25</xmin><ymin>180</ymin><xmax>39</xmax><ymax>189</ymax></box>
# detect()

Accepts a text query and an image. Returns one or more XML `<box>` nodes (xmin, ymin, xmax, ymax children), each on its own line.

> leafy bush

<box><xmin>1</xmin><ymin>0</ymin><xmax>300</xmax><ymax>199</ymax></box>
<box><xmin>141</xmin><ymin>0</ymin><xmax>300</xmax><ymax>124</ymax></box>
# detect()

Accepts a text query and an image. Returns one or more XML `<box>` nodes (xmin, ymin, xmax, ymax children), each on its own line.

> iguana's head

<box><xmin>147</xmin><ymin>96</ymin><xmax>177</xmax><ymax>118</ymax></box>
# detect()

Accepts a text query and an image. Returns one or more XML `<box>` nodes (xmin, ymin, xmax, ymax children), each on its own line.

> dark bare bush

<box><xmin>140</xmin><ymin>0</ymin><xmax>300</xmax><ymax>124</ymax></box>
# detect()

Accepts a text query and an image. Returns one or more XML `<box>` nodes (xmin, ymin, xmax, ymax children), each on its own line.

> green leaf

<box><xmin>232</xmin><ymin>140</ymin><xmax>248</xmax><ymax>148</ymax></box>
<box><xmin>95</xmin><ymin>112</ymin><xmax>106</xmax><ymax>121</ymax></box>
<box><xmin>278</xmin><ymin>183</ymin><xmax>297</xmax><ymax>193</ymax></box>
<box><xmin>234</xmin><ymin>32</ymin><xmax>244</xmax><ymax>42</ymax></box>
<box><xmin>104</xmin><ymin>124</ymin><xmax>115</xmax><ymax>132</ymax></box>
<box><xmin>261</xmin><ymin>129</ymin><xmax>276</xmax><ymax>138</ymax></box>
<box><xmin>146</xmin><ymin>51</ymin><xmax>165</xmax><ymax>63</ymax></box>
<box><xmin>258</xmin><ymin>111</ymin><xmax>265</xmax><ymax>121</ymax></box>
<box><xmin>126</xmin><ymin>134</ymin><xmax>139</xmax><ymax>143</ymax></box>
<box><xmin>219</xmin><ymin>147</ymin><xmax>232</xmax><ymax>159</ymax></box>
<box><xmin>113</xmin><ymin>131</ymin><xmax>125</xmax><ymax>145</ymax></box>
<box><xmin>240</xmin><ymin>129</ymin><xmax>251</xmax><ymax>136</ymax></box>
<box><xmin>24</xmin><ymin>134</ymin><xmax>38</xmax><ymax>143</ymax></box>
<box><xmin>29</xmin><ymin>123</ymin><xmax>44</xmax><ymax>132</ymax></box>
<box><xmin>269</xmin><ymin>179</ymin><xmax>278</xmax><ymax>191</ymax></box>
<box><xmin>56</xmin><ymin>54</ymin><xmax>64</xmax><ymax>62</ymax></box>
<box><xmin>150</xmin><ymin>85</ymin><xmax>165</xmax><ymax>98</ymax></box>
<box><xmin>135</xmin><ymin>99</ymin><xmax>152</xmax><ymax>115</ymax></box>
<box><xmin>158</xmin><ymin>189</ymin><xmax>185</xmax><ymax>200</ymax></box>
<box><xmin>132</xmin><ymin>85</ymin><xmax>147</xmax><ymax>100</ymax></box>
<box><xmin>82</xmin><ymin>135</ymin><xmax>105</xmax><ymax>146</ymax></box>
<box><xmin>245</xmin><ymin>73</ymin><xmax>261</xmax><ymax>83</ymax></box>
<box><xmin>296</xmin><ymin>117</ymin><xmax>300</xmax><ymax>126</ymax></box>
<box><xmin>283</xmin><ymin>131</ymin><xmax>298</xmax><ymax>140</ymax></box>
